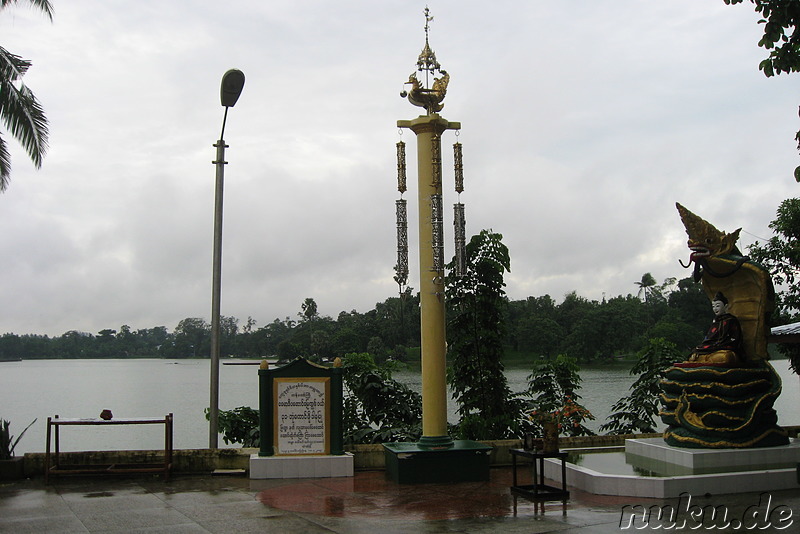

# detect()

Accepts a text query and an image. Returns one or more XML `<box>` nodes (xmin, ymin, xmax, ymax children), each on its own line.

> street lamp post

<box><xmin>209</xmin><ymin>69</ymin><xmax>245</xmax><ymax>449</ymax></box>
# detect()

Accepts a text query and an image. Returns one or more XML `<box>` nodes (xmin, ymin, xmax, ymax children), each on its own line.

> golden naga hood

<box><xmin>676</xmin><ymin>202</ymin><xmax>742</xmax><ymax>260</ymax></box>
<box><xmin>675</xmin><ymin>203</ymin><xmax>774</xmax><ymax>361</ymax></box>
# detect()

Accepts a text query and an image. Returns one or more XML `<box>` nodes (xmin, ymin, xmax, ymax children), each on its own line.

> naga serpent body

<box><xmin>658</xmin><ymin>204</ymin><xmax>789</xmax><ymax>448</ymax></box>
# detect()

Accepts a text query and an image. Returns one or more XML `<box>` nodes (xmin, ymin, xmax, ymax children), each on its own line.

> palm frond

<box><xmin>0</xmin><ymin>46</ymin><xmax>49</xmax><ymax>184</ymax></box>
<box><xmin>0</xmin><ymin>135</ymin><xmax>11</xmax><ymax>191</ymax></box>
<box><xmin>0</xmin><ymin>3</ymin><xmax>52</xmax><ymax>190</ymax></box>
<box><xmin>0</xmin><ymin>46</ymin><xmax>32</xmax><ymax>82</ymax></box>
<box><xmin>0</xmin><ymin>0</ymin><xmax>53</xmax><ymax>20</ymax></box>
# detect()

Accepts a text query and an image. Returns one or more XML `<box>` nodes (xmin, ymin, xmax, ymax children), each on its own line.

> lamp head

<box><xmin>220</xmin><ymin>69</ymin><xmax>245</xmax><ymax>107</ymax></box>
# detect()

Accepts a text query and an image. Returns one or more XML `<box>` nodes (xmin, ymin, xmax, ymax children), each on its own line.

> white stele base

<box><xmin>249</xmin><ymin>453</ymin><xmax>354</xmax><ymax>479</ymax></box>
<box><xmin>543</xmin><ymin>438</ymin><xmax>800</xmax><ymax>498</ymax></box>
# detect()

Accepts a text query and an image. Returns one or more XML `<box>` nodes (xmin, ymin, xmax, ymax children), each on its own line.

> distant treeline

<box><xmin>0</xmin><ymin>276</ymin><xmax>712</xmax><ymax>363</ymax></box>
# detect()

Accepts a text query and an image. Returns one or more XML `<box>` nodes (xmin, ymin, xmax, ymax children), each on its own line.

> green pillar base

<box><xmin>382</xmin><ymin>440</ymin><xmax>492</xmax><ymax>484</ymax></box>
<box><xmin>416</xmin><ymin>434</ymin><xmax>454</xmax><ymax>450</ymax></box>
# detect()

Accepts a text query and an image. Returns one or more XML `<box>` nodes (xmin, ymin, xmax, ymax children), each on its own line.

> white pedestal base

<box><xmin>543</xmin><ymin>438</ymin><xmax>800</xmax><ymax>498</ymax></box>
<box><xmin>249</xmin><ymin>453</ymin><xmax>354</xmax><ymax>479</ymax></box>
<box><xmin>626</xmin><ymin>437</ymin><xmax>800</xmax><ymax>475</ymax></box>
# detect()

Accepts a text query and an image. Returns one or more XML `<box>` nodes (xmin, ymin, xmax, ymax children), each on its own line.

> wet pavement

<box><xmin>1</xmin><ymin>467</ymin><xmax>798</xmax><ymax>533</ymax></box>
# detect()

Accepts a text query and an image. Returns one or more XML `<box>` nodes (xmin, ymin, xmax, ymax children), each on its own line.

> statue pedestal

<box><xmin>383</xmin><ymin>440</ymin><xmax>492</xmax><ymax>484</ymax></box>
<box><xmin>626</xmin><ymin>437</ymin><xmax>800</xmax><ymax>476</ymax></box>
<box><xmin>540</xmin><ymin>437</ymin><xmax>800</xmax><ymax>498</ymax></box>
<box><xmin>249</xmin><ymin>453</ymin><xmax>353</xmax><ymax>479</ymax></box>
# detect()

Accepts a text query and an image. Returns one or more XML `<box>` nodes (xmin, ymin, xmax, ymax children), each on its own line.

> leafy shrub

<box><xmin>340</xmin><ymin>353</ymin><xmax>421</xmax><ymax>444</ymax></box>
<box><xmin>0</xmin><ymin>418</ymin><xmax>36</xmax><ymax>459</ymax></box>
<box><xmin>204</xmin><ymin>353</ymin><xmax>422</xmax><ymax>447</ymax></box>
<box><xmin>526</xmin><ymin>354</ymin><xmax>594</xmax><ymax>437</ymax></box>
<box><xmin>600</xmin><ymin>338</ymin><xmax>680</xmax><ymax>435</ymax></box>
<box><xmin>204</xmin><ymin>406</ymin><xmax>259</xmax><ymax>447</ymax></box>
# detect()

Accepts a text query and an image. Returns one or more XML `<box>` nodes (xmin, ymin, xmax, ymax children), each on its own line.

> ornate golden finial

<box><xmin>400</xmin><ymin>7</ymin><xmax>450</xmax><ymax>114</ymax></box>
<box><xmin>424</xmin><ymin>6</ymin><xmax>433</xmax><ymax>37</ymax></box>
<box><xmin>418</xmin><ymin>6</ymin><xmax>440</xmax><ymax>73</ymax></box>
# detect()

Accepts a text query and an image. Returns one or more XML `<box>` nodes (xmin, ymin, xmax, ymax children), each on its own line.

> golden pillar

<box><xmin>383</xmin><ymin>8</ymin><xmax>492</xmax><ymax>483</ymax></box>
<box><xmin>398</xmin><ymin>115</ymin><xmax>459</xmax><ymax>446</ymax></box>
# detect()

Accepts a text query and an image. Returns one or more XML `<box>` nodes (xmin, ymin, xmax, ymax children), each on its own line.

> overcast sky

<box><xmin>1</xmin><ymin>1</ymin><xmax>798</xmax><ymax>337</ymax></box>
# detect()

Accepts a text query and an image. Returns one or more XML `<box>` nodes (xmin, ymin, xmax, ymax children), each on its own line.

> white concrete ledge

<box><xmin>542</xmin><ymin>438</ymin><xmax>800</xmax><ymax>498</ymax></box>
<box><xmin>249</xmin><ymin>453</ymin><xmax>354</xmax><ymax>479</ymax></box>
<box><xmin>626</xmin><ymin>437</ymin><xmax>800</xmax><ymax>474</ymax></box>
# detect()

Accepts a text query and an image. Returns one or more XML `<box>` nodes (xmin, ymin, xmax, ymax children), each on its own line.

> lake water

<box><xmin>2</xmin><ymin>359</ymin><xmax>798</xmax><ymax>456</ymax></box>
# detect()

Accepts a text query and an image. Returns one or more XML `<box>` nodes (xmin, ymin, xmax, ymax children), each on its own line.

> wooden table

<box><xmin>509</xmin><ymin>448</ymin><xmax>569</xmax><ymax>514</ymax></box>
<box><xmin>44</xmin><ymin>414</ymin><xmax>173</xmax><ymax>483</ymax></box>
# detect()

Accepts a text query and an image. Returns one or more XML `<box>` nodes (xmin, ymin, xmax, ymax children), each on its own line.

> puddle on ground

<box><xmin>83</xmin><ymin>491</ymin><xmax>115</xmax><ymax>498</ymax></box>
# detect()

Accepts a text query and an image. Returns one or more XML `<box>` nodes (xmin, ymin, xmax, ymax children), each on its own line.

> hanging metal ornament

<box><xmin>452</xmin><ymin>139</ymin><xmax>466</xmax><ymax>276</ymax></box>
<box><xmin>396</xmin><ymin>140</ymin><xmax>407</xmax><ymax>194</ymax></box>
<box><xmin>431</xmin><ymin>194</ymin><xmax>444</xmax><ymax>272</ymax></box>
<box><xmin>453</xmin><ymin>202</ymin><xmax>466</xmax><ymax>277</ymax></box>
<box><xmin>431</xmin><ymin>133</ymin><xmax>442</xmax><ymax>187</ymax></box>
<box><xmin>453</xmin><ymin>141</ymin><xmax>464</xmax><ymax>194</ymax></box>
<box><xmin>395</xmin><ymin>199</ymin><xmax>409</xmax><ymax>289</ymax></box>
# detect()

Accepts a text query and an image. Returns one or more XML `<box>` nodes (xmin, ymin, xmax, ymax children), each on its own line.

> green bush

<box><xmin>0</xmin><ymin>418</ymin><xmax>36</xmax><ymax>460</ymax></box>
<box><xmin>204</xmin><ymin>353</ymin><xmax>422</xmax><ymax>448</ymax></box>
<box><xmin>526</xmin><ymin>355</ymin><xmax>594</xmax><ymax>437</ymax></box>
<box><xmin>600</xmin><ymin>338</ymin><xmax>680</xmax><ymax>435</ymax></box>
<box><xmin>340</xmin><ymin>353</ymin><xmax>421</xmax><ymax>444</ymax></box>
<box><xmin>205</xmin><ymin>406</ymin><xmax>259</xmax><ymax>447</ymax></box>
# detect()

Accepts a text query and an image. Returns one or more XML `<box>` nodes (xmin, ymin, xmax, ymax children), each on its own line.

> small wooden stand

<box><xmin>510</xmin><ymin>448</ymin><xmax>569</xmax><ymax>514</ymax></box>
<box><xmin>44</xmin><ymin>414</ymin><xmax>173</xmax><ymax>483</ymax></box>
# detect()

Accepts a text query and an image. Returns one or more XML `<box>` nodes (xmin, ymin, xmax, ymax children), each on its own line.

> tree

<box><xmin>366</xmin><ymin>336</ymin><xmax>387</xmax><ymax>362</ymax></box>
<box><xmin>243</xmin><ymin>316</ymin><xmax>256</xmax><ymax>334</ymax></box>
<box><xmin>556</xmin><ymin>291</ymin><xmax>596</xmax><ymax>338</ymax></box>
<box><xmin>446</xmin><ymin>230</ymin><xmax>525</xmax><ymax>439</ymax></box>
<box><xmin>276</xmin><ymin>338</ymin><xmax>300</xmax><ymax>362</ymax></box>
<box><xmin>563</xmin><ymin>295</ymin><xmax>649</xmax><ymax>361</ymax></box>
<box><xmin>170</xmin><ymin>317</ymin><xmax>210</xmax><ymax>358</ymax></box>
<box><xmin>339</xmin><ymin>353</ymin><xmax>421</xmax><ymax>444</ymax></box>
<box><xmin>526</xmin><ymin>354</ymin><xmax>594</xmax><ymax>437</ymax></box>
<box><xmin>134</xmin><ymin>326</ymin><xmax>168</xmax><ymax>356</ymax></box>
<box><xmin>56</xmin><ymin>330</ymin><xmax>92</xmax><ymax>358</ymax></box>
<box><xmin>725</xmin><ymin>0</ymin><xmax>800</xmax><ymax>76</ymax></box>
<box><xmin>96</xmin><ymin>328</ymin><xmax>117</xmax><ymax>357</ymax></box>
<box><xmin>748</xmin><ymin>197</ymin><xmax>800</xmax><ymax>371</ymax></box>
<box><xmin>600</xmin><ymin>338</ymin><xmax>680</xmax><ymax>435</ymax></box>
<box><xmin>0</xmin><ymin>0</ymin><xmax>51</xmax><ymax>191</ymax></box>
<box><xmin>723</xmin><ymin>0</ymin><xmax>800</xmax><ymax>179</ymax></box>
<box><xmin>373</xmin><ymin>289</ymin><xmax>418</xmax><ymax>351</ymax></box>
<box><xmin>635</xmin><ymin>273</ymin><xmax>657</xmax><ymax>303</ymax></box>
<box><xmin>667</xmin><ymin>277</ymin><xmax>712</xmax><ymax>334</ymax></box>
<box><xmin>508</xmin><ymin>295</ymin><xmax>562</xmax><ymax>356</ymax></box>
<box><xmin>249</xmin><ymin>318</ymin><xmax>292</xmax><ymax>358</ymax></box>
<box><xmin>219</xmin><ymin>315</ymin><xmax>239</xmax><ymax>357</ymax></box>
<box><xmin>749</xmin><ymin>197</ymin><xmax>800</xmax><ymax>315</ymax></box>
<box><xmin>300</xmin><ymin>297</ymin><xmax>318</xmax><ymax>322</ymax></box>
<box><xmin>116</xmin><ymin>324</ymin><xmax>136</xmax><ymax>354</ymax></box>
<box><xmin>517</xmin><ymin>316</ymin><xmax>563</xmax><ymax>358</ymax></box>
<box><xmin>647</xmin><ymin>313</ymin><xmax>704</xmax><ymax>353</ymax></box>
<box><xmin>296</xmin><ymin>298</ymin><xmax>321</xmax><ymax>360</ymax></box>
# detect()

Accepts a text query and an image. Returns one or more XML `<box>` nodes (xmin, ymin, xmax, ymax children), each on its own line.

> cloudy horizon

<box><xmin>1</xmin><ymin>1</ymin><xmax>797</xmax><ymax>338</ymax></box>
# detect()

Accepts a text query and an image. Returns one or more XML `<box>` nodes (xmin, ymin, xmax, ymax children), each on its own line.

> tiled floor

<box><xmin>1</xmin><ymin>468</ymin><xmax>799</xmax><ymax>533</ymax></box>
<box><xmin>258</xmin><ymin>470</ymin><xmax>541</xmax><ymax>520</ymax></box>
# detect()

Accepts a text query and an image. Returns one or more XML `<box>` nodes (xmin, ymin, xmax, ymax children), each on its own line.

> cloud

<box><xmin>0</xmin><ymin>0</ymin><xmax>797</xmax><ymax>336</ymax></box>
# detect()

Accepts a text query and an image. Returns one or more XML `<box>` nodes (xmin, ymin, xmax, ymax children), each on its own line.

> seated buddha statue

<box><xmin>686</xmin><ymin>292</ymin><xmax>742</xmax><ymax>365</ymax></box>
